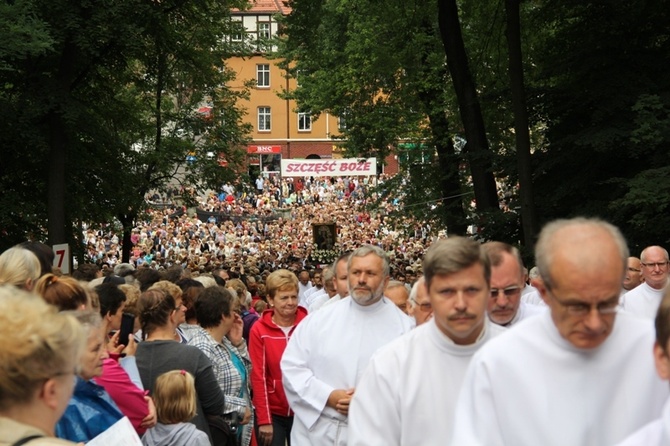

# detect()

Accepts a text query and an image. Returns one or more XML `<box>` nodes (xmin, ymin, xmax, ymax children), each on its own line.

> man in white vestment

<box><xmin>616</xmin><ymin>286</ymin><xmax>670</xmax><ymax>445</ymax></box>
<box><xmin>483</xmin><ymin>241</ymin><xmax>545</xmax><ymax>327</ymax></box>
<box><xmin>450</xmin><ymin>218</ymin><xmax>669</xmax><ymax>446</ymax></box>
<box><xmin>623</xmin><ymin>256</ymin><xmax>643</xmax><ymax>292</ymax></box>
<box><xmin>297</xmin><ymin>270</ymin><xmax>313</xmax><ymax>307</ymax></box>
<box><xmin>348</xmin><ymin>237</ymin><xmax>506</xmax><ymax>446</ymax></box>
<box><xmin>308</xmin><ymin>266</ymin><xmax>338</xmax><ymax>312</ymax></box>
<box><xmin>304</xmin><ymin>268</ymin><xmax>326</xmax><ymax>307</ymax></box>
<box><xmin>407</xmin><ymin>276</ymin><xmax>433</xmax><ymax>325</ymax></box>
<box><xmin>384</xmin><ymin>280</ymin><xmax>410</xmax><ymax>314</ymax></box>
<box><xmin>623</xmin><ymin>246</ymin><xmax>669</xmax><ymax>318</ymax></box>
<box><xmin>281</xmin><ymin>245</ymin><xmax>413</xmax><ymax>445</ymax></box>
<box><xmin>318</xmin><ymin>253</ymin><xmax>350</xmax><ymax>311</ymax></box>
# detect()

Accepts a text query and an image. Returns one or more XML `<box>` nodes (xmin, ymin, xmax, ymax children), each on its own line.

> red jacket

<box><xmin>249</xmin><ymin>306</ymin><xmax>308</xmax><ymax>426</ymax></box>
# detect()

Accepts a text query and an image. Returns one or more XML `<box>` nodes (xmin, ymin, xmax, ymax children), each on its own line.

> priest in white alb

<box><xmin>348</xmin><ymin>237</ymin><xmax>506</xmax><ymax>446</ymax></box>
<box><xmin>450</xmin><ymin>218</ymin><xmax>669</xmax><ymax>446</ymax></box>
<box><xmin>281</xmin><ymin>245</ymin><xmax>413</xmax><ymax>445</ymax></box>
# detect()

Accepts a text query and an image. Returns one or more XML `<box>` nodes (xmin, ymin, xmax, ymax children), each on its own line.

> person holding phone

<box><xmin>93</xmin><ymin>283</ymin><xmax>157</xmax><ymax>436</ymax></box>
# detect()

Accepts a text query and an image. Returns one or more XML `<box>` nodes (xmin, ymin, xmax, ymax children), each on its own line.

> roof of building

<box><xmin>234</xmin><ymin>0</ymin><xmax>291</xmax><ymax>15</ymax></box>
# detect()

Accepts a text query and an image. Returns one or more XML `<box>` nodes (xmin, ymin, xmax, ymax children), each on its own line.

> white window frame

<box><xmin>256</xmin><ymin>64</ymin><xmax>270</xmax><ymax>88</ymax></box>
<box><xmin>231</xmin><ymin>19</ymin><xmax>243</xmax><ymax>42</ymax></box>
<box><xmin>298</xmin><ymin>112</ymin><xmax>312</xmax><ymax>132</ymax></box>
<box><xmin>258</xmin><ymin>107</ymin><xmax>271</xmax><ymax>131</ymax></box>
<box><xmin>258</xmin><ymin>22</ymin><xmax>271</xmax><ymax>40</ymax></box>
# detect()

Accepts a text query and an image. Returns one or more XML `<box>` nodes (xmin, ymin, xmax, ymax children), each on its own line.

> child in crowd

<box><xmin>142</xmin><ymin>370</ymin><xmax>210</xmax><ymax>446</ymax></box>
<box><xmin>616</xmin><ymin>286</ymin><xmax>670</xmax><ymax>445</ymax></box>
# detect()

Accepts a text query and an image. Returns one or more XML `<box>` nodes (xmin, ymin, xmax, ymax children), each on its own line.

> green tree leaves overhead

<box><xmin>0</xmin><ymin>0</ymin><xmax>252</xmax><ymax>254</ymax></box>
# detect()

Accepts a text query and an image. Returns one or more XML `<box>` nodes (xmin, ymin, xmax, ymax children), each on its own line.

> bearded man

<box><xmin>281</xmin><ymin>245</ymin><xmax>413</xmax><ymax>445</ymax></box>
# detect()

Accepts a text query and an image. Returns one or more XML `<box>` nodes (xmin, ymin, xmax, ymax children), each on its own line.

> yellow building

<box><xmin>228</xmin><ymin>0</ymin><xmax>346</xmax><ymax>179</ymax></box>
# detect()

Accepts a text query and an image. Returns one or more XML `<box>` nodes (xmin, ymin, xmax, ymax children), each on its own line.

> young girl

<box><xmin>142</xmin><ymin>370</ymin><xmax>211</xmax><ymax>446</ymax></box>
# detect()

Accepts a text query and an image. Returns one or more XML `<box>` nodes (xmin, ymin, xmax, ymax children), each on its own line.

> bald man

<box><xmin>624</xmin><ymin>246</ymin><xmax>670</xmax><ymax>318</ymax></box>
<box><xmin>451</xmin><ymin>218</ymin><xmax>668</xmax><ymax>446</ymax></box>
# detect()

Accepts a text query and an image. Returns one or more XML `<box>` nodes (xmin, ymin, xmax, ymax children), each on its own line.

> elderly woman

<box><xmin>0</xmin><ymin>247</ymin><xmax>41</xmax><ymax>291</ymax></box>
<box><xmin>55</xmin><ymin>311</ymin><xmax>124</xmax><ymax>442</ymax></box>
<box><xmin>135</xmin><ymin>288</ymin><xmax>225</xmax><ymax>444</ymax></box>
<box><xmin>0</xmin><ymin>286</ymin><xmax>84</xmax><ymax>445</ymax></box>
<box><xmin>188</xmin><ymin>286</ymin><xmax>253</xmax><ymax>446</ymax></box>
<box><xmin>249</xmin><ymin>269</ymin><xmax>308</xmax><ymax>446</ymax></box>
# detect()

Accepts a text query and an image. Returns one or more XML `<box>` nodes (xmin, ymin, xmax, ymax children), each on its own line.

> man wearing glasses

<box><xmin>624</xmin><ymin>246</ymin><xmax>669</xmax><ymax>318</ymax></box>
<box><xmin>623</xmin><ymin>256</ymin><xmax>643</xmax><ymax>291</ymax></box>
<box><xmin>483</xmin><ymin>241</ymin><xmax>544</xmax><ymax>327</ymax></box>
<box><xmin>450</xmin><ymin>218</ymin><xmax>668</xmax><ymax>446</ymax></box>
<box><xmin>407</xmin><ymin>277</ymin><xmax>433</xmax><ymax>326</ymax></box>
<box><xmin>348</xmin><ymin>237</ymin><xmax>505</xmax><ymax>446</ymax></box>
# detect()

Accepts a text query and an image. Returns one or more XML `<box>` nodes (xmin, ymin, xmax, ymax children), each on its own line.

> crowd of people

<box><xmin>1</xmin><ymin>173</ymin><xmax>670</xmax><ymax>446</ymax></box>
<box><xmin>84</xmin><ymin>175</ymin><xmax>432</xmax><ymax>283</ymax></box>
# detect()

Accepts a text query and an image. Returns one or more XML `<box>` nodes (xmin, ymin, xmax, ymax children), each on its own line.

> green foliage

<box><xmin>0</xmin><ymin>0</ymin><xmax>252</xmax><ymax>252</ymax></box>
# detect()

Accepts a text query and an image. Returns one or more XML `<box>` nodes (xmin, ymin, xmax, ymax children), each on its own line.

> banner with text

<box><xmin>281</xmin><ymin>158</ymin><xmax>377</xmax><ymax>177</ymax></box>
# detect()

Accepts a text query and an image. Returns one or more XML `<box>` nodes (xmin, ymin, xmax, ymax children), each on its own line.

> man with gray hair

<box><xmin>384</xmin><ymin>280</ymin><xmax>411</xmax><ymax>315</ymax></box>
<box><xmin>407</xmin><ymin>276</ymin><xmax>433</xmax><ymax>325</ymax></box>
<box><xmin>450</xmin><ymin>218</ymin><xmax>668</xmax><ymax>446</ymax></box>
<box><xmin>483</xmin><ymin>241</ymin><xmax>544</xmax><ymax>327</ymax></box>
<box><xmin>349</xmin><ymin>237</ymin><xmax>505</xmax><ymax>445</ymax></box>
<box><xmin>623</xmin><ymin>246</ymin><xmax>669</xmax><ymax>318</ymax></box>
<box><xmin>281</xmin><ymin>245</ymin><xmax>413</xmax><ymax>445</ymax></box>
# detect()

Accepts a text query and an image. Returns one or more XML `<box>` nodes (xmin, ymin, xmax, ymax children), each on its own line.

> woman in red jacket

<box><xmin>249</xmin><ymin>269</ymin><xmax>308</xmax><ymax>446</ymax></box>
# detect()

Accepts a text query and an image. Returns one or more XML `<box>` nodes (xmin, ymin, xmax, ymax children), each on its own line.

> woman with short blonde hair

<box><xmin>0</xmin><ymin>247</ymin><xmax>41</xmax><ymax>290</ymax></box>
<box><xmin>0</xmin><ymin>285</ymin><xmax>84</xmax><ymax>444</ymax></box>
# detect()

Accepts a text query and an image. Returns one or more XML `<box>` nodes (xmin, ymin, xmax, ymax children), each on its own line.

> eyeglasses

<box><xmin>490</xmin><ymin>286</ymin><xmax>521</xmax><ymax>299</ymax></box>
<box><xmin>411</xmin><ymin>299</ymin><xmax>431</xmax><ymax>312</ymax></box>
<box><xmin>641</xmin><ymin>261</ymin><xmax>668</xmax><ymax>269</ymax></box>
<box><xmin>549</xmin><ymin>291</ymin><xmax>618</xmax><ymax>317</ymax></box>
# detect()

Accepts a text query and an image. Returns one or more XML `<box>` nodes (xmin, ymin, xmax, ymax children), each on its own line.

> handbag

<box><xmin>206</xmin><ymin>414</ymin><xmax>238</xmax><ymax>446</ymax></box>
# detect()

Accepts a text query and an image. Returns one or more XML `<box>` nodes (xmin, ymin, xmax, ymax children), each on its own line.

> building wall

<box><xmin>229</xmin><ymin>5</ymin><xmax>398</xmax><ymax>174</ymax></box>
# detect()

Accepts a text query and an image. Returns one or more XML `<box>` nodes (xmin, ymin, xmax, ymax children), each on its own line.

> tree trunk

<box><xmin>47</xmin><ymin>111</ymin><xmax>67</xmax><ymax>246</ymax></box>
<box><xmin>437</xmin><ymin>0</ymin><xmax>499</xmax><ymax>211</ymax></box>
<box><xmin>505</xmin><ymin>0</ymin><xmax>539</xmax><ymax>248</ymax></box>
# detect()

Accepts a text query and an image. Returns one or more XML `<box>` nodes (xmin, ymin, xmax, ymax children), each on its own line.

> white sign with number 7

<box><xmin>52</xmin><ymin>243</ymin><xmax>70</xmax><ymax>275</ymax></box>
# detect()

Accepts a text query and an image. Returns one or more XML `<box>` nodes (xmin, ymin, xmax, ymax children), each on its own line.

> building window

<box><xmin>298</xmin><ymin>112</ymin><xmax>312</xmax><ymax>131</ymax></box>
<box><xmin>231</xmin><ymin>19</ymin><xmax>243</xmax><ymax>42</ymax></box>
<box><xmin>258</xmin><ymin>107</ymin><xmax>271</xmax><ymax>131</ymax></box>
<box><xmin>258</xmin><ymin>22</ymin><xmax>271</xmax><ymax>40</ymax></box>
<box><xmin>338</xmin><ymin>110</ymin><xmax>349</xmax><ymax>131</ymax></box>
<box><xmin>256</xmin><ymin>64</ymin><xmax>270</xmax><ymax>88</ymax></box>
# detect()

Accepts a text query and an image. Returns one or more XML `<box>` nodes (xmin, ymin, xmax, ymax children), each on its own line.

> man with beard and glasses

<box><xmin>349</xmin><ymin>237</ymin><xmax>505</xmax><ymax>445</ymax></box>
<box><xmin>281</xmin><ymin>245</ymin><xmax>413</xmax><ymax>445</ymax></box>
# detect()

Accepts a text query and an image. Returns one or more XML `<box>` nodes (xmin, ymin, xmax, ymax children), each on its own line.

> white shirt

<box><xmin>521</xmin><ymin>289</ymin><xmax>547</xmax><ymax>306</ymax></box>
<box><xmin>349</xmin><ymin>320</ymin><xmax>506</xmax><ymax>446</ymax></box>
<box><xmin>308</xmin><ymin>293</ymin><xmax>332</xmax><ymax>312</ymax></box>
<box><xmin>450</xmin><ymin>311</ymin><xmax>668</xmax><ymax>446</ymax></box>
<box><xmin>298</xmin><ymin>281</ymin><xmax>313</xmax><ymax>307</ymax></box>
<box><xmin>505</xmin><ymin>301</ymin><xmax>546</xmax><ymax>326</ymax></box>
<box><xmin>281</xmin><ymin>297</ymin><xmax>413</xmax><ymax>446</ymax></box>
<box><xmin>615</xmin><ymin>397</ymin><xmax>670</xmax><ymax>446</ymax></box>
<box><xmin>304</xmin><ymin>287</ymin><xmax>326</xmax><ymax>308</ymax></box>
<box><xmin>622</xmin><ymin>282</ymin><xmax>667</xmax><ymax>318</ymax></box>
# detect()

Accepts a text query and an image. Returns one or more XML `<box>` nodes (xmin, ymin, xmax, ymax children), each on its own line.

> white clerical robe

<box><xmin>281</xmin><ymin>297</ymin><xmax>413</xmax><ymax>446</ymax></box>
<box><xmin>348</xmin><ymin>319</ymin><xmax>506</xmax><ymax>446</ymax></box>
<box><xmin>615</xmin><ymin>397</ymin><xmax>670</xmax><ymax>446</ymax></box>
<box><xmin>622</xmin><ymin>282</ymin><xmax>666</xmax><ymax>319</ymax></box>
<box><xmin>521</xmin><ymin>289</ymin><xmax>547</xmax><ymax>306</ymax></box>
<box><xmin>450</xmin><ymin>311</ymin><xmax>668</xmax><ymax>446</ymax></box>
<box><xmin>506</xmin><ymin>300</ymin><xmax>546</xmax><ymax>326</ymax></box>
